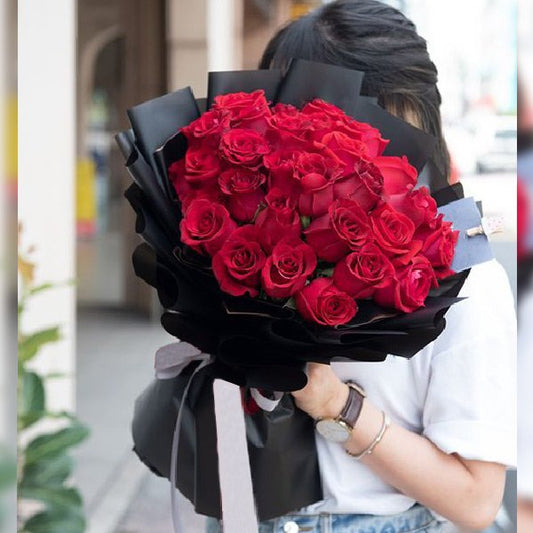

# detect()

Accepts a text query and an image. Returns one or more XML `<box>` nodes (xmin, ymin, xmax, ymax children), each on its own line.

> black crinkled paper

<box><xmin>117</xmin><ymin>59</ymin><xmax>472</xmax><ymax>520</ymax></box>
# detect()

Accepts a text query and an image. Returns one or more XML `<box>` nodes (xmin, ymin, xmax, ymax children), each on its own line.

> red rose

<box><xmin>218</xmin><ymin>168</ymin><xmax>266</xmax><ymax>222</ymax></box>
<box><xmin>213</xmin><ymin>90</ymin><xmax>271</xmax><ymax>129</ymax></box>
<box><xmin>416</xmin><ymin>214</ymin><xmax>458</xmax><ymax>279</ymax></box>
<box><xmin>320</xmin><ymin>131</ymin><xmax>369</xmax><ymax>166</ymax></box>
<box><xmin>266</xmin><ymin>105</ymin><xmax>309</xmax><ymax>148</ymax></box>
<box><xmin>180</xmin><ymin>199</ymin><xmax>237</xmax><ymax>256</ymax></box>
<box><xmin>301</xmin><ymin>99</ymin><xmax>347</xmax><ymax>120</ymax></box>
<box><xmin>305</xmin><ymin>199</ymin><xmax>373</xmax><ymax>262</ymax></box>
<box><xmin>183</xmin><ymin>146</ymin><xmax>221</xmax><ymax>185</ymax></box>
<box><xmin>168</xmin><ymin>159</ymin><xmax>188</xmax><ymax>201</ymax></box>
<box><xmin>295</xmin><ymin>277</ymin><xmax>358</xmax><ymax>326</ymax></box>
<box><xmin>333</xmin><ymin>243</ymin><xmax>395</xmax><ymax>299</ymax></box>
<box><xmin>255</xmin><ymin>190</ymin><xmax>301</xmax><ymax>252</ymax></box>
<box><xmin>388</xmin><ymin>187</ymin><xmax>437</xmax><ymax>227</ymax></box>
<box><xmin>181</xmin><ymin>109</ymin><xmax>227</xmax><ymax>147</ymax></box>
<box><xmin>334</xmin><ymin>159</ymin><xmax>384</xmax><ymax>212</ymax></box>
<box><xmin>169</xmin><ymin>159</ymin><xmax>223</xmax><ymax>211</ymax></box>
<box><xmin>296</xmin><ymin>150</ymin><xmax>342</xmax><ymax>217</ymax></box>
<box><xmin>212</xmin><ymin>225</ymin><xmax>266</xmax><ymax>297</ymax></box>
<box><xmin>304</xmin><ymin>113</ymin><xmax>336</xmax><ymax>142</ymax></box>
<box><xmin>302</xmin><ymin>100</ymin><xmax>389</xmax><ymax>156</ymax></box>
<box><xmin>374</xmin><ymin>255</ymin><xmax>437</xmax><ymax>313</ymax></box>
<box><xmin>370</xmin><ymin>203</ymin><xmax>422</xmax><ymax>264</ymax></box>
<box><xmin>338</xmin><ymin>118</ymin><xmax>389</xmax><ymax>158</ymax></box>
<box><xmin>375</xmin><ymin>155</ymin><xmax>417</xmax><ymax>196</ymax></box>
<box><xmin>263</xmin><ymin>187</ymin><xmax>296</xmax><ymax>210</ymax></box>
<box><xmin>261</xmin><ymin>237</ymin><xmax>317</xmax><ymax>298</ymax></box>
<box><xmin>219</xmin><ymin>128</ymin><xmax>270</xmax><ymax>169</ymax></box>
<box><xmin>263</xmin><ymin>150</ymin><xmax>300</xmax><ymax>195</ymax></box>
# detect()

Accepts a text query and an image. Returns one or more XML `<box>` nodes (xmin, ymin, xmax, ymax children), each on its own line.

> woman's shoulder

<box><xmin>459</xmin><ymin>258</ymin><xmax>513</xmax><ymax>298</ymax></box>
<box><xmin>430</xmin><ymin>259</ymin><xmax>516</xmax><ymax>356</ymax></box>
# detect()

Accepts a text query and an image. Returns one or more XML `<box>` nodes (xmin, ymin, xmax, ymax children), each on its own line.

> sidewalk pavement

<box><xmin>74</xmin><ymin>307</ymin><xmax>204</xmax><ymax>532</ymax></box>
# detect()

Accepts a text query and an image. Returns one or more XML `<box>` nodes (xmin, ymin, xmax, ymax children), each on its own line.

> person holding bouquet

<box><xmin>206</xmin><ymin>1</ymin><xmax>516</xmax><ymax>531</ymax></box>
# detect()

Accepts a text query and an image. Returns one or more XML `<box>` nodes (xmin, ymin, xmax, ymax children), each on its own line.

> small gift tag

<box><xmin>438</xmin><ymin>197</ymin><xmax>495</xmax><ymax>273</ymax></box>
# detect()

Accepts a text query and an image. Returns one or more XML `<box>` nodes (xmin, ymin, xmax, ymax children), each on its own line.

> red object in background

<box><xmin>449</xmin><ymin>156</ymin><xmax>460</xmax><ymax>185</ymax></box>
<box><xmin>518</xmin><ymin>177</ymin><xmax>529</xmax><ymax>260</ymax></box>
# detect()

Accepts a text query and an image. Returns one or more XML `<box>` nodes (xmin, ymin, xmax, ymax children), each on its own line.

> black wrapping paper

<box><xmin>275</xmin><ymin>59</ymin><xmax>364</xmax><ymax>116</ymax></box>
<box><xmin>132</xmin><ymin>363</ymin><xmax>321</xmax><ymax>521</ymax></box>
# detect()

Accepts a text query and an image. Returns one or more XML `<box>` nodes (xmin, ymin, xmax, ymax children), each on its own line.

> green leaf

<box><xmin>19</xmin><ymin>327</ymin><xmax>61</xmax><ymax>363</ymax></box>
<box><xmin>19</xmin><ymin>486</ymin><xmax>83</xmax><ymax>510</ymax></box>
<box><xmin>20</xmin><ymin>453</ymin><xmax>73</xmax><ymax>489</ymax></box>
<box><xmin>316</xmin><ymin>267</ymin><xmax>334</xmax><ymax>278</ymax></box>
<box><xmin>20</xmin><ymin>372</ymin><xmax>46</xmax><ymax>425</ymax></box>
<box><xmin>23</xmin><ymin>508</ymin><xmax>85</xmax><ymax>533</ymax></box>
<box><xmin>283</xmin><ymin>297</ymin><xmax>297</xmax><ymax>310</ymax></box>
<box><xmin>24</xmin><ymin>425</ymin><xmax>89</xmax><ymax>466</ymax></box>
<box><xmin>300</xmin><ymin>215</ymin><xmax>311</xmax><ymax>229</ymax></box>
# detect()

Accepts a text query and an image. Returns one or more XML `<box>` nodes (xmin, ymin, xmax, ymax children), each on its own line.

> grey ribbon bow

<box><xmin>154</xmin><ymin>342</ymin><xmax>260</xmax><ymax>533</ymax></box>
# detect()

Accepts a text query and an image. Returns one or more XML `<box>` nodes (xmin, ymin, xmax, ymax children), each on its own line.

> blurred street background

<box><xmin>10</xmin><ymin>0</ymin><xmax>517</xmax><ymax>532</ymax></box>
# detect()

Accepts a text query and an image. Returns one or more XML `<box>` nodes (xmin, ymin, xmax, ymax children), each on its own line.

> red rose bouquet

<box><xmin>169</xmin><ymin>91</ymin><xmax>458</xmax><ymax>326</ymax></box>
<box><xmin>116</xmin><ymin>60</ymin><xmax>481</xmax><ymax>522</ymax></box>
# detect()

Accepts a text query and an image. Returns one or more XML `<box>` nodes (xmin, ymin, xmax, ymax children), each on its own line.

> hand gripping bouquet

<box><xmin>116</xmin><ymin>60</ymin><xmax>484</xmax><ymax>523</ymax></box>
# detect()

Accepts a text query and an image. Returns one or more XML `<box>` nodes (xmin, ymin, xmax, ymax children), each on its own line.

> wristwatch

<box><xmin>315</xmin><ymin>382</ymin><xmax>366</xmax><ymax>443</ymax></box>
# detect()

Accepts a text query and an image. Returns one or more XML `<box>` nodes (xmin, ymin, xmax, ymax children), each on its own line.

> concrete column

<box><xmin>18</xmin><ymin>0</ymin><xmax>76</xmax><ymax>413</ymax></box>
<box><xmin>167</xmin><ymin>0</ymin><xmax>243</xmax><ymax>97</ymax></box>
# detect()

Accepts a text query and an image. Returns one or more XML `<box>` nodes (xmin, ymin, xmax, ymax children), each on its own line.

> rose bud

<box><xmin>370</xmin><ymin>203</ymin><xmax>422</xmax><ymax>265</ymax></box>
<box><xmin>374</xmin><ymin>255</ymin><xmax>438</xmax><ymax>313</ymax></box>
<box><xmin>255</xmin><ymin>189</ymin><xmax>301</xmax><ymax>252</ymax></box>
<box><xmin>219</xmin><ymin>168</ymin><xmax>266</xmax><ymax>223</ymax></box>
<box><xmin>261</xmin><ymin>237</ymin><xmax>317</xmax><ymax>299</ymax></box>
<box><xmin>180</xmin><ymin>199</ymin><xmax>237</xmax><ymax>257</ymax></box>
<box><xmin>212</xmin><ymin>225</ymin><xmax>266</xmax><ymax>297</ymax></box>
<box><xmin>304</xmin><ymin>199</ymin><xmax>373</xmax><ymax>263</ymax></box>
<box><xmin>183</xmin><ymin>146</ymin><xmax>222</xmax><ymax>185</ymax></box>
<box><xmin>295</xmin><ymin>277</ymin><xmax>358</xmax><ymax>326</ymax></box>
<box><xmin>334</xmin><ymin>159</ymin><xmax>384</xmax><ymax>212</ymax></box>
<box><xmin>416</xmin><ymin>214</ymin><xmax>458</xmax><ymax>279</ymax></box>
<box><xmin>213</xmin><ymin>89</ymin><xmax>271</xmax><ymax>129</ymax></box>
<box><xmin>333</xmin><ymin>243</ymin><xmax>395</xmax><ymax>299</ymax></box>
<box><xmin>387</xmin><ymin>186</ymin><xmax>437</xmax><ymax>228</ymax></box>
<box><xmin>219</xmin><ymin>128</ymin><xmax>271</xmax><ymax>169</ymax></box>
<box><xmin>374</xmin><ymin>155</ymin><xmax>418</xmax><ymax>196</ymax></box>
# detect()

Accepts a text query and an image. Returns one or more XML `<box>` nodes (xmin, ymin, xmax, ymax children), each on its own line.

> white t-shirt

<box><xmin>518</xmin><ymin>288</ymin><xmax>533</xmax><ymax>498</ymax></box>
<box><xmin>302</xmin><ymin>259</ymin><xmax>516</xmax><ymax>516</ymax></box>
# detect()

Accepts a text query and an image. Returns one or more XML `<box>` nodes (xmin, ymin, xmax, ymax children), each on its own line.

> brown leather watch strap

<box><xmin>338</xmin><ymin>382</ymin><xmax>365</xmax><ymax>429</ymax></box>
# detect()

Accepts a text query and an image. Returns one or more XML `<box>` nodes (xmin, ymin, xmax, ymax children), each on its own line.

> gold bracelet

<box><xmin>345</xmin><ymin>410</ymin><xmax>391</xmax><ymax>460</ymax></box>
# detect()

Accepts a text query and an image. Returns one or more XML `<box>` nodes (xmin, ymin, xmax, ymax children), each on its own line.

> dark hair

<box><xmin>260</xmin><ymin>0</ymin><xmax>450</xmax><ymax>187</ymax></box>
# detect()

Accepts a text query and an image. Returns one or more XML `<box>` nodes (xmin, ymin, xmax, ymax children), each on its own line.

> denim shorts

<box><xmin>205</xmin><ymin>504</ymin><xmax>441</xmax><ymax>533</ymax></box>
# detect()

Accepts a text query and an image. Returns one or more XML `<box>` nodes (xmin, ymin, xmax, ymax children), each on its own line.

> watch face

<box><xmin>315</xmin><ymin>419</ymin><xmax>351</xmax><ymax>443</ymax></box>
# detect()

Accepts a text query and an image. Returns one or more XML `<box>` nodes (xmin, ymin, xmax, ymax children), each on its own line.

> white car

<box><xmin>476</xmin><ymin>119</ymin><xmax>517</xmax><ymax>173</ymax></box>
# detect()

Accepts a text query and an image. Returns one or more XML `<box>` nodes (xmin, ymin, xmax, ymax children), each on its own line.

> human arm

<box><xmin>292</xmin><ymin>362</ymin><xmax>506</xmax><ymax>531</ymax></box>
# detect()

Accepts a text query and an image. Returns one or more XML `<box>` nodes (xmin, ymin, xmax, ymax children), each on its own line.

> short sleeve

<box><xmin>518</xmin><ymin>291</ymin><xmax>533</xmax><ymax>496</ymax></box>
<box><xmin>422</xmin><ymin>260</ymin><xmax>516</xmax><ymax>467</ymax></box>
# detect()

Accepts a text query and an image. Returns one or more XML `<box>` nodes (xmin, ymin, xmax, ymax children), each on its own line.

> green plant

<box><xmin>17</xmin><ymin>236</ymin><xmax>89</xmax><ymax>533</ymax></box>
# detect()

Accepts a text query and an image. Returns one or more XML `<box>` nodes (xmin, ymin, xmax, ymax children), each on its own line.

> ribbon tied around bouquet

<box><xmin>154</xmin><ymin>342</ymin><xmax>284</xmax><ymax>533</ymax></box>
